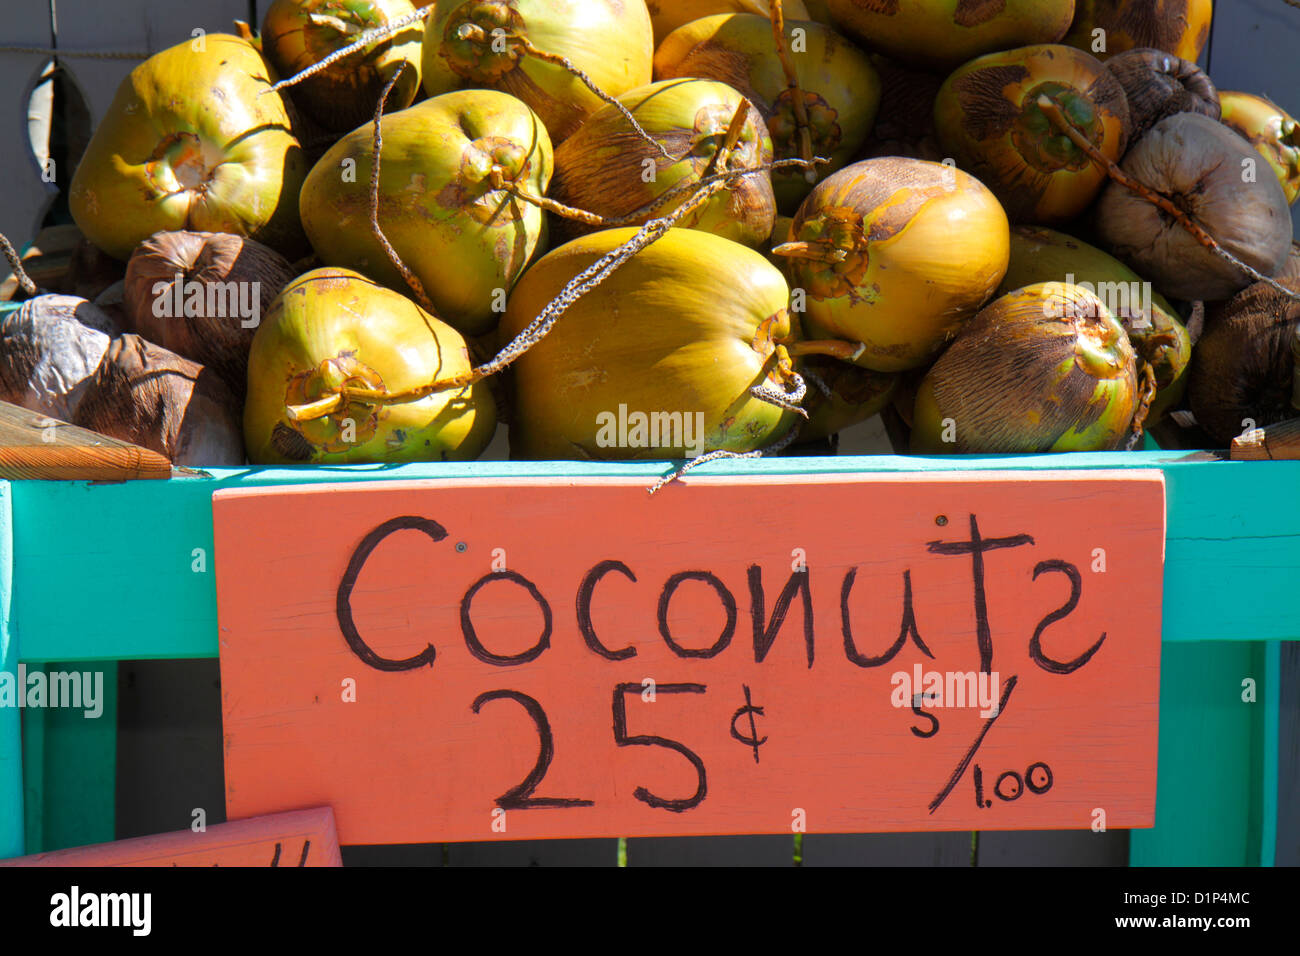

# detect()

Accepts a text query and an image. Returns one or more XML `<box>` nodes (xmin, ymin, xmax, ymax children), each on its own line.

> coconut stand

<box><xmin>0</xmin><ymin>0</ymin><xmax>1295</xmax><ymax>870</ymax></box>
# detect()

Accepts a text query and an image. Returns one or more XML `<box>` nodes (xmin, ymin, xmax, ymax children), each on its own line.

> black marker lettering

<box><xmin>841</xmin><ymin>568</ymin><xmax>933</xmax><ymax>667</ymax></box>
<box><xmin>910</xmin><ymin>692</ymin><xmax>939</xmax><ymax>738</ymax></box>
<box><xmin>472</xmin><ymin>690</ymin><xmax>593</xmax><ymax>808</ymax></box>
<box><xmin>337</xmin><ymin>516</ymin><xmax>444</xmax><ymax>671</ymax></box>
<box><xmin>461</xmin><ymin>570</ymin><xmax>552</xmax><ymax>666</ymax></box>
<box><xmin>657</xmin><ymin>571</ymin><xmax>736</xmax><ymax>659</ymax></box>
<box><xmin>748</xmin><ymin>564</ymin><xmax>814</xmax><ymax>668</ymax></box>
<box><xmin>1029</xmin><ymin>560</ymin><xmax>1106</xmax><ymax>674</ymax></box>
<box><xmin>612</xmin><ymin>682</ymin><xmax>708</xmax><ymax>812</ymax></box>
<box><xmin>927</xmin><ymin>515</ymin><xmax>1034</xmax><ymax>675</ymax></box>
<box><xmin>576</xmin><ymin>560</ymin><xmax>637</xmax><ymax>660</ymax></box>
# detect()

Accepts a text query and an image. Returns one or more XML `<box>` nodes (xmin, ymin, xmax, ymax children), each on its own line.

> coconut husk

<box><xmin>1095</xmin><ymin>112</ymin><xmax>1293</xmax><ymax>302</ymax></box>
<box><xmin>1188</xmin><ymin>244</ymin><xmax>1300</xmax><ymax>445</ymax></box>
<box><xmin>0</xmin><ymin>295</ymin><xmax>116</xmax><ymax>421</ymax></box>
<box><xmin>1106</xmin><ymin>48</ymin><xmax>1218</xmax><ymax>139</ymax></box>
<box><xmin>123</xmin><ymin>231</ymin><xmax>295</xmax><ymax>401</ymax></box>
<box><xmin>72</xmin><ymin>333</ymin><xmax>245</xmax><ymax>466</ymax></box>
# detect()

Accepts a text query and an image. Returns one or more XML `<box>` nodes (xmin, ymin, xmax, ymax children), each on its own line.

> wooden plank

<box><xmin>1278</xmin><ymin>641</ymin><xmax>1299</xmax><ymax>866</ymax></box>
<box><xmin>0</xmin><ymin>806</ymin><xmax>340</xmax><ymax>866</ymax></box>
<box><xmin>214</xmin><ymin>472</ymin><xmax>1164</xmax><ymax>844</ymax></box>
<box><xmin>802</xmin><ymin>831</ymin><xmax>970</xmax><ymax>866</ymax></box>
<box><xmin>1129</xmin><ymin>642</ymin><xmax>1266</xmax><ymax>866</ymax></box>
<box><xmin>114</xmin><ymin>659</ymin><xmax>224</xmax><ymax>843</ymax></box>
<box><xmin>627</xmin><ymin>835</ymin><xmax>794</xmax><ymax>866</ymax></box>
<box><xmin>7</xmin><ymin>453</ymin><xmax>1294</xmax><ymax>665</ymax></box>
<box><xmin>977</xmin><ymin>828</ymin><xmax>1129</xmax><ymax>866</ymax></box>
<box><xmin>0</xmin><ymin>401</ymin><xmax>171</xmax><ymax>481</ymax></box>
<box><xmin>18</xmin><ymin>661</ymin><xmax>116</xmax><ymax>853</ymax></box>
<box><xmin>0</xmin><ymin>0</ymin><xmax>56</xmax><ymax>248</ymax></box>
<box><xmin>0</xmin><ymin>482</ymin><xmax>20</xmax><ymax>859</ymax></box>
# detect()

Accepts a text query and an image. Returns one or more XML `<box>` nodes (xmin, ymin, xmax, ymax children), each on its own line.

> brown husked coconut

<box><xmin>73</xmin><ymin>334</ymin><xmax>245</xmax><ymax>466</ymax></box>
<box><xmin>1105</xmin><ymin>48</ymin><xmax>1219</xmax><ymax>139</ymax></box>
<box><xmin>1188</xmin><ymin>244</ymin><xmax>1300</xmax><ymax>445</ymax></box>
<box><xmin>1094</xmin><ymin>112</ymin><xmax>1293</xmax><ymax>302</ymax></box>
<box><xmin>123</xmin><ymin>231</ymin><xmax>295</xmax><ymax>400</ymax></box>
<box><xmin>0</xmin><ymin>295</ymin><xmax>117</xmax><ymax>421</ymax></box>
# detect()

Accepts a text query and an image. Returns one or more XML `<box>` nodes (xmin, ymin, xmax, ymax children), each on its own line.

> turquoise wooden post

<box><xmin>7</xmin><ymin>454</ymin><xmax>1294</xmax><ymax>862</ymax></box>
<box><xmin>0</xmin><ymin>481</ymin><xmax>21</xmax><ymax>858</ymax></box>
<box><xmin>21</xmin><ymin>663</ymin><xmax>116</xmax><ymax>853</ymax></box>
<box><xmin>1129</xmin><ymin>642</ymin><xmax>1269</xmax><ymax>866</ymax></box>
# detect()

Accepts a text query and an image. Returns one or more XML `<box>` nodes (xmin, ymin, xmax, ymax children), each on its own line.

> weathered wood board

<box><xmin>0</xmin><ymin>806</ymin><xmax>340</xmax><ymax>866</ymax></box>
<box><xmin>215</xmin><ymin>472</ymin><xmax>1165</xmax><ymax>845</ymax></box>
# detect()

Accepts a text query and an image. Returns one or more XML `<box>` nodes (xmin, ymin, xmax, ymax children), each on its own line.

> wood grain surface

<box><xmin>0</xmin><ymin>806</ymin><xmax>340</xmax><ymax>866</ymax></box>
<box><xmin>215</xmin><ymin>472</ymin><xmax>1166</xmax><ymax>844</ymax></box>
<box><xmin>0</xmin><ymin>400</ymin><xmax>170</xmax><ymax>481</ymax></box>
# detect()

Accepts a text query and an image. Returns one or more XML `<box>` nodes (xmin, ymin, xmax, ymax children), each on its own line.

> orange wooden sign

<box><xmin>0</xmin><ymin>808</ymin><xmax>341</xmax><ymax>866</ymax></box>
<box><xmin>214</xmin><ymin>473</ymin><xmax>1165</xmax><ymax>845</ymax></box>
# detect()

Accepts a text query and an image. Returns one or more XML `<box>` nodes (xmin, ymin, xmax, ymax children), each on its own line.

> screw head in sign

<box><xmin>455</xmin><ymin>542</ymin><xmax>468</xmax><ymax>553</ymax></box>
<box><xmin>935</xmin><ymin>515</ymin><xmax>948</xmax><ymax>527</ymax></box>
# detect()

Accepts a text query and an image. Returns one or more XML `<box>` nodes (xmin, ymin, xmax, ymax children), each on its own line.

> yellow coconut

<box><xmin>775</xmin><ymin>157</ymin><xmax>1010</xmax><ymax>372</ymax></box>
<box><xmin>502</xmin><ymin>228</ymin><xmax>801</xmax><ymax>460</ymax></box>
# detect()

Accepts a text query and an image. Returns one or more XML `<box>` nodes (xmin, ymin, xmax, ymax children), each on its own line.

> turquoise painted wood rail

<box><xmin>0</xmin><ymin>450</ymin><xmax>1294</xmax><ymax>864</ymax></box>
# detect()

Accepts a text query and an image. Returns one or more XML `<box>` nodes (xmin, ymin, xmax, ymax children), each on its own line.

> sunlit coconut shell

<box><xmin>0</xmin><ymin>295</ymin><xmax>116</xmax><ymax>421</ymax></box>
<box><xmin>299</xmin><ymin>89</ymin><xmax>552</xmax><ymax>336</ymax></box>
<box><xmin>777</xmin><ymin>157</ymin><xmax>1010</xmax><ymax>373</ymax></box>
<box><xmin>72</xmin><ymin>334</ymin><xmax>246</xmax><ymax>466</ymax></box>
<box><xmin>1094</xmin><ymin>112</ymin><xmax>1293</xmax><ymax>303</ymax></box>
<box><xmin>1105</xmin><ymin>48</ymin><xmax>1218</xmax><ymax>139</ymax></box>
<box><xmin>647</xmin><ymin>0</ymin><xmax>810</xmax><ymax>44</ymax></box>
<box><xmin>911</xmin><ymin>283</ymin><xmax>1139</xmax><ymax>453</ymax></box>
<box><xmin>826</xmin><ymin>0</ymin><xmax>1075</xmax><ymax>73</ymax></box>
<box><xmin>1064</xmin><ymin>0</ymin><xmax>1213</xmax><ymax>62</ymax></box>
<box><xmin>421</xmin><ymin>0</ymin><xmax>653</xmax><ymax>141</ymax></box>
<box><xmin>1188</xmin><ymin>244</ymin><xmax>1300</xmax><ymax>445</ymax></box>
<box><xmin>1219</xmin><ymin>91</ymin><xmax>1300</xmax><ymax>205</ymax></box>
<box><xmin>996</xmin><ymin>225</ymin><xmax>1191</xmax><ymax>424</ymax></box>
<box><xmin>123</xmin><ymin>231</ymin><xmax>295</xmax><ymax>401</ymax></box>
<box><xmin>501</xmin><ymin>228</ymin><xmax>800</xmax><ymax>460</ymax></box>
<box><xmin>933</xmin><ymin>44</ymin><xmax>1130</xmax><ymax>224</ymax></box>
<box><xmin>244</xmin><ymin>267</ymin><xmax>496</xmax><ymax>464</ymax></box>
<box><xmin>654</xmin><ymin>13</ymin><xmax>881</xmax><ymax>210</ymax></box>
<box><xmin>550</xmin><ymin>78</ymin><xmax>775</xmax><ymax>247</ymax></box>
<box><xmin>68</xmin><ymin>34</ymin><xmax>307</xmax><ymax>261</ymax></box>
<box><xmin>262</xmin><ymin>0</ymin><xmax>424</xmax><ymax>133</ymax></box>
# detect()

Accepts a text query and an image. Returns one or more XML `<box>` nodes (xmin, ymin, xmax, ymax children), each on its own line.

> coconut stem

<box><xmin>1124</xmin><ymin>361</ymin><xmax>1159</xmax><ymax>450</ymax></box>
<box><xmin>0</xmin><ymin>231</ymin><xmax>37</xmax><ymax>297</ymax></box>
<box><xmin>490</xmin><ymin>172</ymin><xmax>608</xmax><ymax>226</ymax></box>
<box><xmin>702</xmin><ymin>98</ymin><xmax>753</xmax><ymax>181</ymax></box>
<box><xmin>262</xmin><ymin>6</ymin><xmax>432</xmax><ymax>94</ymax></box>
<box><xmin>771</xmin><ymin>240</ymin><xmax>847</xmax><ymax>263</ymax></box>
<box><xmin>369</xmin><ymin>62</ymin><xmax>439</xmax><ymax>315</ymax></box>
<box><xmin>513</xmin><ymin>36</ymin><xmax>674</xmax><ymax>163</ymax></box>
<box><xmin>786</xmin><ymin>339</ymin><xmax>868</xmax><ymax>361</ymax></box>
<box><xmin>770</xmin><ymin>0</ymin><xmax>817</xmax><ymax>184</ymax></box>
<box><xmin>1037</xmin><ymin>94</ymin><xmax>1300</xmax><ymax>304</ymax></box>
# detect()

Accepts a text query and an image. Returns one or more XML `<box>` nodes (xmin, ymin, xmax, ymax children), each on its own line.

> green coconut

<box><xmin>298</xmin><ymin>89</ymin><xmax>552</xmax><ymax>336</ymax></box>
<box><xmin>550</xmin><ymin>78</ymin><xmax>775</xmax><ymax>247</ymax></box>
<box><xmin>997</xmin><ymin>225</ymin><xmax>1191</xmax><ymax>424</ymax></box>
